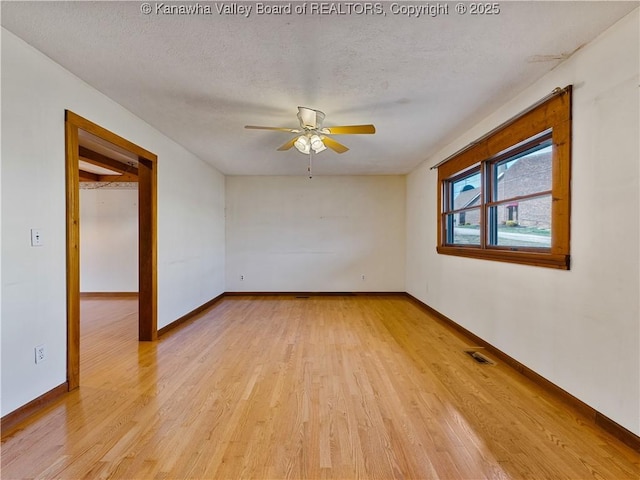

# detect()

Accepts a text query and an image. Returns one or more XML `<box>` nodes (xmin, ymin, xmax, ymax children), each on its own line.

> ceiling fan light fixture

<box><xmin>245</xmin><ymin>107</ymin><xmax>375</xmax><ymax>158</ymax></box>
<box><xmin>294</xmin><ymin>135</ymin><xmax>311</xmax><ymax>154</ymax></box>
<box><xmin>310</xmin><ymin>134</ymin><xmax>326</xmax><ymax>153</ymax></box>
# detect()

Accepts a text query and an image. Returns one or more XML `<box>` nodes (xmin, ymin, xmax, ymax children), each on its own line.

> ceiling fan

<box><xmin>244</xmin><ymin>106</ymin><xmax>375</xmax><ymax>155</ymax></box>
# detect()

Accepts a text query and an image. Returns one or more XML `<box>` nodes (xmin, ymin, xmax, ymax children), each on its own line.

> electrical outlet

<box><xmin>35</xmin><ymin>344</ymin><xmax>46</xmax><ymax>364</ymax></box>
<box><xmin>361</xmin><ymin>274</ymin><xmax>366</xmax><ymax>281</ymax></box>
<box><xmin>240</xmin><ymin>275</ymin><xmax>244</xmax><ymax>281</ymax></box>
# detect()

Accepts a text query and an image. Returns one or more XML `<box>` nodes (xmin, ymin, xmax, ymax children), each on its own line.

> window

<box><xmin>437</xmin><ymin>87</ymin><xmax>572</xmax><ymax>269</ymax></box>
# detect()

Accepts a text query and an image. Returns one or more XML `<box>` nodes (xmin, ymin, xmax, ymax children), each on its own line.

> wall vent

<box><xmin>464</xmin><ymin>349</ymin><xmax>496</xmax><ymax>365</ymax></box>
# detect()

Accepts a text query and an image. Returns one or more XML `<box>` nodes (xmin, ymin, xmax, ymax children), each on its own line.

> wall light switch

<box><xmin>31</xmin><ymin>229</ymin><xmax>43</xmax><ymax>246</ymax></box>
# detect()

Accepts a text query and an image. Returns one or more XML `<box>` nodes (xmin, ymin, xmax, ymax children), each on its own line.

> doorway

<box><xmin>65</xmin><ymin>111</ymin><xmax>157</xmax><ymax>390</ymax></box>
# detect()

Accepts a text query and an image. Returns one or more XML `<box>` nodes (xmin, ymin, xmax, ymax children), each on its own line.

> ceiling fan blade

<box><xmin>322</xmin><ymin>124</ymin><xmax>376</xmax><ymax>135</ymax></box>
<box><xmin>277</xmin><ymin>137</ymin><xmax>298</xmax><ymax>151</ymax></box>
<box><xmin>322</xmin><ymin>136</ymin><xmax>349</xmax><ymax>154</ymax></box>
<box><xmin>245</xmin><ymin>125</ymin><xmax>300</xmax><ymax>133</ymax></box>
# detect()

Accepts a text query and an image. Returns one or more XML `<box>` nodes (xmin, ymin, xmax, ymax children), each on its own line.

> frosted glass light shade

<box><xmin>294</xmin><ymin>135</ymin><xmax>311</xmax><ymax>154</ymax></box>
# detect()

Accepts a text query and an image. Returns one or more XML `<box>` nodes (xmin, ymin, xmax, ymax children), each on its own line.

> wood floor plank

<box><xmin>2</xmin><ymin>295</ymin><xmax>638</xmax><ymax>479</ymax></box>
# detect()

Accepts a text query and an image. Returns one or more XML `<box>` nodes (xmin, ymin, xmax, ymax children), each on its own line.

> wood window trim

<box><xmin>436</xmin><ymin>86</ymin><xmax>572</xmax><ymax>270</ymax></box>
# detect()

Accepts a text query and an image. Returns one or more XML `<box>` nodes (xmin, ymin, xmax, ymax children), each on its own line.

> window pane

<box><xmin>446</xmin><ymin>208</ymin><xmax>481</xmax><ymax>245</ymax></box>
<box><xmin>452</xmin><ymin>171</ymin><xmax>481</xmax><ymax>211</ymax></box>
<box><xmin>436</xmin><ymin>89</ymin><xmax>571</xmax><ymax>269</ymax></box>
<box><xmin>488</xmin><ymin>195</ymin><xmax>552</xmax><ymax>248</ymax></box>
<box><xmin>494</xmin><ymin>143</ymin><xmax>552</xmax><ymax>201</ymax></box>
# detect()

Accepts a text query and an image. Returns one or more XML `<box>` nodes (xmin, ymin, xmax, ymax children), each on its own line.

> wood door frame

<box><xmin>65</xmin><ymin>111</ymin><xmax>158</xmax><ymax>390</ymax></box>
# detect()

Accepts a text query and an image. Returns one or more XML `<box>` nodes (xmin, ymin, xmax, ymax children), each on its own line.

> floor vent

<box><xmin>295</xmin><ymin>296</ymin><xmax>310</xmax><ymax>299</ymax></box>
<box><xmin>464</xmin><ymin>349</ymin><xmax>496</xmax><ymax>365</ymax></box>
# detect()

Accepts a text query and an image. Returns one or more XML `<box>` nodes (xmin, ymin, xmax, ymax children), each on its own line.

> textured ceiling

<box><xmin>2</xmin><ymin>1</ymin><xmax>637</xmax><ymax>175</ymax></box>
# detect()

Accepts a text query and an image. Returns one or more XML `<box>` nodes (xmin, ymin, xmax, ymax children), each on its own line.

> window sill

<box><xmin>436</xmin><ymin>246</ymin><xmax>570</xmax><ymax>270</ymax></box>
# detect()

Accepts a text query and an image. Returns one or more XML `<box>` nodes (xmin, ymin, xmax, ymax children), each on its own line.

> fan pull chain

<box><xmin>308</xmin><ymin>150</ymin><xmax>313</xmax><ymax>179</ymax></box>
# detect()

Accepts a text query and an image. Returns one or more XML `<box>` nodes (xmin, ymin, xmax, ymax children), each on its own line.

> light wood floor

<box><xmin>1</xmin><ymin>295</ymin><xmax>638</xmax><ymax>479</ymax></box>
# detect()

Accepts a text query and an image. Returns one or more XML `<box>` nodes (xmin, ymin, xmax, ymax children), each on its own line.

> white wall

<box><xmin>1</xmin><ymin>29</ymin><xmax>226</xmax><ymax>416</ymax></box>
<box><xmin>406</xmin><ymin>9</ymin><xmax>639</xmax><ymax>435</ymax></box>
<box><xmin>226</xmin><ymin>176</ymin><xmax>405</xmax><ymax>292</ymax></box>
<box><xmin>80</xmin><ymin>187</ymin><xmax>138</xmax><ymax>293</ymax></box>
